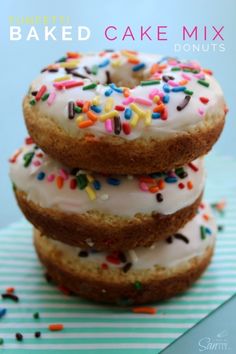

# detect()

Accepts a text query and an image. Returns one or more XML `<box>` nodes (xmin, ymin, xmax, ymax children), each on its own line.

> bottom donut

<box><xmin>34</xmin><ymin>202</ymin><xmax>216</xmax><ymax>305</ymax></box>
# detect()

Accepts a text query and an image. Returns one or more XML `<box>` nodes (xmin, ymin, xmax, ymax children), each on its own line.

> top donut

<box><xmin>23</xmin><ymin>50</ymin><xmax>226</xmax><ymax>174</ymax></box>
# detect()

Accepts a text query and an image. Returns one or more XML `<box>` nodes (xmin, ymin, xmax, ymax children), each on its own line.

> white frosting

<box><xmin>42</xmin><ymin>203</ymin><xmax>216</xmax><ymax>270</ymax></box>
<box><xmin>9</xmin><ymin>142</ymin><xmax>205</xmax><ymax>217</ymax></box>
<box><xmin>28</xmin><ymin>51</ymin><xmax>225</xmax><ymax>140</ymax></box>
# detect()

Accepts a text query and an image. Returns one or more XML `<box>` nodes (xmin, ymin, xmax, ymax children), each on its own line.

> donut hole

<box><xmin>109</xmin><ymin>69</ymin><xmax>149</xmax><ymax>89</ymax></box>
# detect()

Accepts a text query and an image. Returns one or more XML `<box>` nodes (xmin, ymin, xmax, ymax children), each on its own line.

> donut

<box><xmin>23</xmin><ymin>50</ymin><xmax>226</xmax><ymax>174</ymax></box>
<box><xmin>34</xmin><ymin>202</ymin><xmax>216</xmax><ymax>304</ymax></box>
<box><xmin>9</xmin><ymin>139</ymin><xmax>205</xmax><ymax>250</ymax></box>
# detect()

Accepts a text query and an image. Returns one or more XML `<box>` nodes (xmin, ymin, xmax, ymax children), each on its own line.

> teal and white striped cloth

<box><xmin>0</xmin><ymin>155</ymin><xmax>236</xmax><ymax>353</ymax></box>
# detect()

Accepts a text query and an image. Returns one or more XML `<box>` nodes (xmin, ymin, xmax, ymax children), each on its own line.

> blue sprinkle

<box><xmin>205</xmin><ymin>227</ymin><xmax>212</xmax><ymax>235</ymax></box>
<box><xmin>107</xmin><ymin>177</ymin><xmax>121</xmax><ymax>186</ymax></box>
<box><xmin>157</xmin><ymin>56</ymin><xmax>169</xmax><ymax>64</ymax></box>
<box><xmin>165</xmin><ymin>176</ymin><xmax>178</xmax><ymax>183</ymax></box>
<box><xmin>163</xmin><ymin>95</ymin><xmax>170</xmax><ymax>104</ymax></box>
<box><xmin>124</xmin><ymin>108</ymin><xmax>132</xmax><ymax>120</ymax></box>
<box><xmin>0</xmin><ymin>308</ymin><xmax>7</xmax><ymax>318</ymax></box>
<box><xmin>110</xmin><ymin>83</ymin><xmax>123</xmax><ymax>93</ymax></box>
<box><xmin>132</xmin><ymin>63</ymin><xmax>146</xmax><ymax>72</ymax></box>
<box><xmin>105</xmin><ymin>88</ymin><xmax>113</xmax><ymax>96</ymax></box>
<box><xmin>152</xmin><ymin>113</ymin><xmax>161</xmax><ymax>119</ymax></box>
<box><xmin>91</xmin><ymin>105</ymin><xmax>102</xmax><ymax>113</ymax></box>
<box><xmin>172</xmin><ymin>86</ymin><xmax>186</xmax><ymax>92</ymax></box>
<box><xmin>37</xmin><ymin>172</ymin><xmax>45</xmax><ymax>181</ymax></box>
<box><xmin>93</xmin><ymin>180</ymin><xmax>101</xmax><ymax>190</ymax></box>
<box><xmin>163</xmin><ymin>84</ymin><xmax>171</xmax><ymax>93</ymax></box>
<box><xmin>98</xmin><ymin>59</ymin><xmax>110</xmax><ymax>68</ymax></box>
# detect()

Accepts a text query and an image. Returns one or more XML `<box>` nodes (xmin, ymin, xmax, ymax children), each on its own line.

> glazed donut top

<box><xmin>43</xmin><ymin>203</ymin><xmax>217</xmax><ymax>270</ymax></box>
<box><xmin>9</xmin><ymin>138</ymin><xmax>205</xmax><ymax>217</ymax></box>
<box><xmin>27</xmin><ymin>50</ymin><xmax>226</xmax><ymax>141</ymax></box>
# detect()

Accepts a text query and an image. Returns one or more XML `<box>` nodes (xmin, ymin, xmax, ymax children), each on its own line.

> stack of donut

<box><xmin>9</xmin><ymin>50</ymin><xmax>226</xmax><ymax>304</ymax></box>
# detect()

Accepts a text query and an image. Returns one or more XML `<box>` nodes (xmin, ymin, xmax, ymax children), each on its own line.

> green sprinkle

<box><xmin>33</xmin><ymin>312</ymin><xmax>40</xmax><ymax>319</ymax></box>
<box><xmin>184</xmin><ymin>89</ymin><xmax>193</xmax><ymax>96</ymax></box>
<box><xmin>175</xmin><ymin>167</ymin><xmax>184</xmax><ymax>175</ymax></box>
<box><xmin>193</xmin><ymin>70</ymin><xmax>200</xmax><ymax>74</ymax></box>
<box><xmin>140</xmin><ymin>80</ymin><xmax>160</xmax><ymax>86</ymax></box>
<box><xmin>198</xmin><ymin>80</ymin><xmax>210</xmax><ymax>88</ymax></box>
<box><xmin>91</xmin><ymin>65</ymin><xmax>98</xmax><ymax>75</ymax></box>
<box><xmin>134</xmin><ymin>281</ymin><xmax>142</xmax><ymax>291</ymax></box>
<box><xmin>23</xmin><ymin>152</ymin><xmax>34</xmax><ymax>167</ymax></box>
<box><xmin>76</xmin><ymin>174</ymin><xmax>88</xmax><ymax>190</ymax></box>
<box><xmin>41</xmin><ymin>93</ymin><xmax>50</xmax><ymax>101</ymax></box>
<box><xmin>0</xmin><ymin>338</ymin><xmax>4</xmax><ymax>345</ymax></box>
<box><xmin>74</xmin><ymin>106</ymin><xmax>82</xmax><ymax>114</ymax></box>
<box><xmin>82</xmin><ymin>83</ymin><xmax>97</xmax><ymax>91</ymax></box>
<box><xmin>29</xmin><ymin>99</ymin><xmax>36</xmax><ymax>106</ymax></box>
<box><xmin>200</xmin><ymin>226</ymin><xmax>206</xmax><ymax>240</ymax></box>
<box><xmin>171</xmin><ymin>67</ymin><xmax>181</xmax><ymax>71</ymax></box>
<box><xmin>56</xmin><ymin>56</ymin><xmax>67</xmax><ymax>63</ymax></box>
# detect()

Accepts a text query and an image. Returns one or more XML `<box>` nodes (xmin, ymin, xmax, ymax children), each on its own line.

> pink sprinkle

<box><xmin>33</xmin><ymin>160</ymin><xmax>41</xmax><ymax>167</ymax></box>
<box><xmin>181</xmin><ymin>73</ymin><xmax>191</xmax><ymax>80</ymax></box>
<box><xmin>122</xmin><ymin>97</ymin><xmax>134</xmax><ymax>105</ymax></box>
<box><xmin>194</xmin><ymin>73</ymin><xmax>205</xmax><ymax>79</ymax></box>
<box><xmin>59</xmin><ymin>168</ymin><xmax>69</xmax><ymax>180</ymax></box>
<box><xmin>105</xmin><ymin>119</ymin><xmax>113</xmax><ymax>133</ymax></box>
<box><xmin>139</xmin><ymin>182</ymin><xmax>148</xmax><ymax>191</ymax></box>
<box><xmin>47</xmin><ymin>174</ymin><xmax>55</xmax><ymax>182</ymax></box>
<box><xmin>149</xmin><ymin>89</ymin><xmax>159</xmax><ymax>100</ymax></box>
<box><xmin>198</xmin><ymin>108</ymin><xmax>205</xmax><ymax>116</ymax></box>
<box><xmin>168</xmin><ymin>80</ymin><xmax>178</xmax><ymax>87</ymax></box>
<box><xmin>47</xmin><ymin>91</ymin><xmax>56</xmax><ymax>106</ymax></box>
<box><xmin>134</xmin><ymin>97</ymin><xmax>153</xmax><ymax>106</ymax></box>
<box><xmin>168</xmin><ymin>59</ymin><xmax>178</xmax><ymax>66</ymax></box>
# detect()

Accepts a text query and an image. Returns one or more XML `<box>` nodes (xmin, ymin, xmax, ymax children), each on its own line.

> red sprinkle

<box><xmin>115</xmin><ymin>105</ymin><xmax>125</xmax><ymax>111</ymax></box>
<box><xmin>35</xmin><ymin>85</ymin><xmax>47</xmax><ymax>101</ymax></box>
<box><xmin>122</xmin><ymin>122</ymin><xmax>131</xmax><ymax>135</ymax></box>
<box><xmin>25</xmin><ymin>137</ymin><xmax>34</xmax><ymax>145</ymax></box>
<box><xmin>178</xmin><ymin>182</ymin><xmax>185</xmax><ymax>189</ymax></box>
<box><xmin>6</xmin><ymin>287</ymin><xmax>15</xmax><ymax>294</ymax></box>
<box><xmin>188</xmin><ymin>162</ymin><xmax>199</xmax><ymax>172</ymax></box>
<box><xmin>48</xmin><ymin>324</ymin><xmax>64</xmax><ymax>331</ymax></box>
<box><xmin>101</xmin><ymin>263</ymin><xmax>108</xmax><ymax>270</ymax></box>
<box><xmin>69</xmin><ymin>178</ymin><xmax>77</xmax><ymax>190</ymax></box>
<box><xmin>106</xmin><ymin>255</ymin><xmax>121</xmax><ymax>265</ymax></box>
<box><xmin>199</xmin><ymin>97</ymin><xmax>209</xmax><ymax>104</ymax></box>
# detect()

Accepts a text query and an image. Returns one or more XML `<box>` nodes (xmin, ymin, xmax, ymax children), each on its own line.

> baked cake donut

<box><xmin>34</xmin><ymin>202</ymin><xmax>216</xmax><ymax>304</ymax></box>
<box><xmin>10</xmin><ymin>139</ymin><xmax>205</xmax><ymax>250</ymax></box>
<box><xmin>23</xmin><ymin>50</ymin><xmax>226</xmax><ymax>174</ymax></box>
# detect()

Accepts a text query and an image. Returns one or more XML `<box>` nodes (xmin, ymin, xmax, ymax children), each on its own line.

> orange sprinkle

<box><xmin>149</xmin><ymin>186</ymin><xmax>159</xmax><ymax>193</ymax></box>
<box><xmin>48</xmin><ymin>324</ymin><xmax>64</xmax><ymax>331</ymax></box>
<box><xmin>79</xmin><ymin>120</ymin><xmax>95</xmax><ymax>128</ymax></box>
<box><xmin>203</xmin><ymin>214</ymin><xmax>210</xmax><ymax>221</ymax></box>
<box><xmin>187</xmin><ymin>181</ymin><xmax>193</xmax><ymax>190</ymax></box>
<box><xmin>139</xmin><ymin>177</ymin><xmax>156</xmax><ymax>184</ymax></box>
<box><xmin>128</xmin><ymin>58</ymin><xmax>140</xmax><ymax>65</ymax></box>
<box><xmin>125</xmin><ymin>50</ymin><xmax>138</xmax><ymax>55</ymax></box>
<box><xmin>153</xmin><ymin>103</ymin><xmax>165</xmax><ymax>113</ymax></box>
<box><xmin>150</xmin><ymin>63</ymin><xmax>159</xmax><ymax>75</ymax></box>
<box><xmin>111</xmin><ymin>53</ymin><xmax>119</xmax><ymax>59</ymax></box>
<box><xmin>87</xmin><ymin>110</ymin><xmax>98</xmax><ymax>122</ymax></box>
<box><xmin>67</xmin><ymin>52</ymin><xmax>80</xmax><ymax>59</ymax></box>
<box><xmin>84</xmin><ymin>134</ymin><xmax>98</xmax><ymax>142</ymax></box>
<box><xmin>6</xmin><ymin>287</ymin><xmax>15</xmax><ymax>294</ymax></box>
<box><xmin>179</xmin><ymin>79</ymin><xmax>188</xmax><ymax>86</ymax></box>
<box><xmin>157</xmin><ymin>179</ymin><xmax>165</xmax><ymax>190</ymax></box>
<box><xmin>132</xmin><ymin>307</ymin><xmax>157</xmax><ymax>315</ymax></box>
<box><xmin>123</xmin><ymin>88</ymin><xmax>130</xmax><ymax>97</ymax></box>
<box><xmin>82</xmin><ymin>101</ymin><xmax>90</xmax><ymax>113</ymax></box>
<box><xmin>56</xmin><ymin>176</ymin><xmax>64</xmax><ymax>189</ymax></box>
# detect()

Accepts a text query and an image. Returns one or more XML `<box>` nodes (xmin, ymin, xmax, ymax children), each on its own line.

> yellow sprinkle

<box><xmin>130</xmin><ymin>113</ymin><xmax>139</xmax><ymax>128</ymax></box>
<box><xmin>104</xmin><ymin>98</ymin><xmax>114</xmax><ymax>112</ymax></box>
<box><xmin>145</xmin><ymin>110</ymin><xmax>151</xmax><ymax>126</ymax></box>
<box><xmin>130</xmin><ymin>103</ymin><xmax>146</xmax><ymax>118</ymax></box>
<box><xmin>60</xmin><ymin>60</ymin><xmax>79</xmax><ymax>69</ymax></box>
<box><xmin>111</xmin><ymin>60</ymin><xmax>121</xmax><ymax>68</ymax></box>
<box><xmin>53</xmin><ymin>75</ymin><xmax>71</xmax><ymax>82</ymax></box>
<box><xmin>76</xmin><ymin>115</ymin><xmax>84</xmax><ymax>124</ymax></box>
<box><xmin>153</xmin><ymin>95</ymin><xmax>160</xmax><ymax>103</ymax></box>
<box><xmin>92</xmin><ymin>96</ymin><xmax>101</xmax><ymax>106</ymax></box>
<box><xmin>85</xmin><ymin>186</ymin><xmax>96</xmax><ymax>201</ymax></box>
<box><xmin>86</xmin><ymin>174</ymin><xmax>94</xmax><ymax>183</ymax></box>
<box><xmin>121</xmin><ymin>50</ymin><xmax>137</xmax><ymax>60</ymax></box>
<box><xmin>100</xmin><ymin>110</ymin><xmax>119</xmax><ymax>122</ymax></box>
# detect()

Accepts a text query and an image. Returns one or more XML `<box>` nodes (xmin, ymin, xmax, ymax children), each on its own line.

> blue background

<box><xmin>0</xmin><ymin>0</ymin><xmax>235</xmax><ymax>227</ymax></box>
